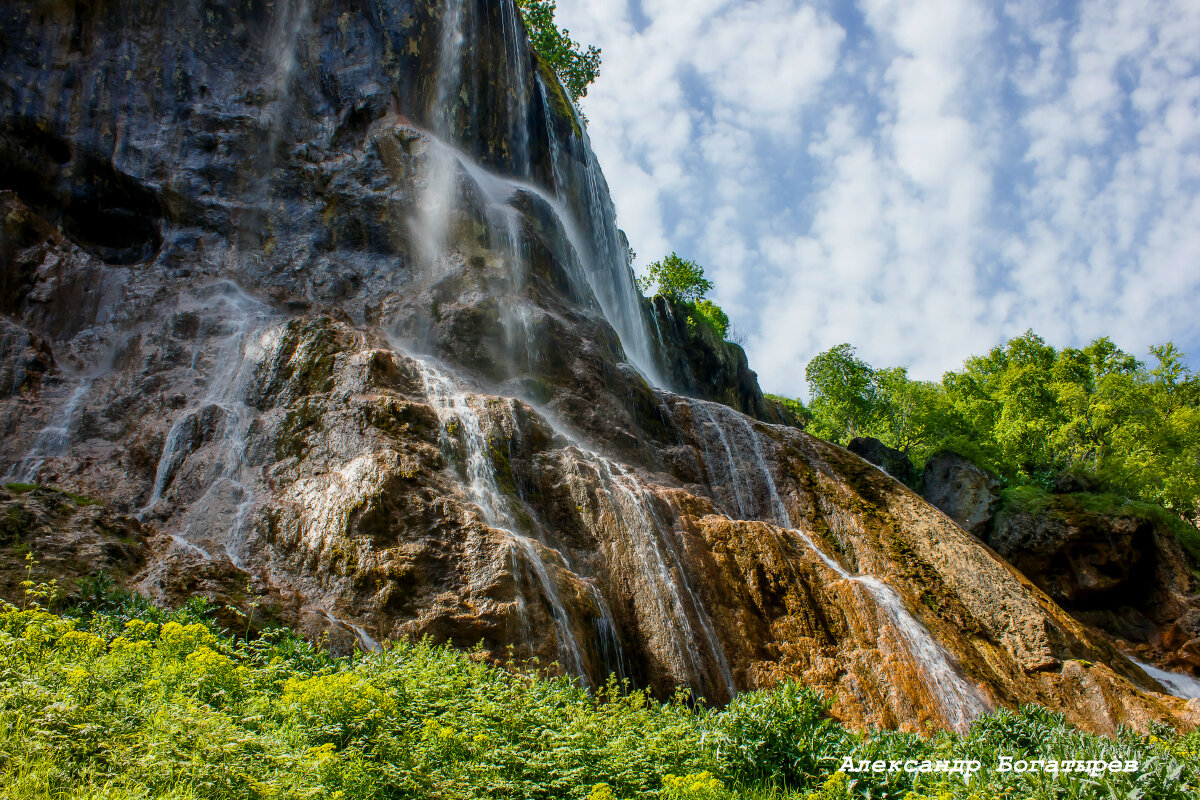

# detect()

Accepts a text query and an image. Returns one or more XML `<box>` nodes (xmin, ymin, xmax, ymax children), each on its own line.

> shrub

<box><xmin>1</xmin><ymin>595</ymin><xmax>1198</xmax><ymax>800</ymax></box>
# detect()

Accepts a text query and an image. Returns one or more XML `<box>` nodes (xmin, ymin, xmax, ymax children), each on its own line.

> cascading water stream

<box><xmin>5</xmin><ymin>377</ymin><xmax>93</xmax><ymax>483</ymax></box>
<box><xmin>686</xmin><ymin>397</ymin><xmax>989</xmax><ymax>730</ymax></box>
<box><xmin>1131</xmin><ymin>658</ymin><xmax>1200</xmax><ymax>700</ymax></box>
<box><xmin>321</xmin><ymin>609</ymin><xmax>382</xmax><ymax>653</ymax></box>
<box><xmin>408</xmin><ymin>356</ymin><xmax>594</xmax><ymax>679</ymax></box>
<box><xmin>555</xmin><ymin>446</ymin><xmax>736</xmax><ymax>700</ymax></box>
<box><xmin>417</xmin><ymin>0</ymin><xmax>665</xmax><ymax>387</ymax></box>
<box><xmin>140</xmin><ymin>282</ymin><xmax>277</xmax><ymax>569</ymax></box>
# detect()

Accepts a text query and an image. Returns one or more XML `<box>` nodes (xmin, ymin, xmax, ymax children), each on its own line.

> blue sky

<box><xmin>553</xmin><ymin>0</ymin><xmax>1200</xmax><ymax>399</ymax></box>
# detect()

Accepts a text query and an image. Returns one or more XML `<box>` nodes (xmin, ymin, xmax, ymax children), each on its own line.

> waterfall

<box><xmin>321</xmin><ymin>609</ymin><xmax>382</xmax><ymax>653</ymax></box>
<box><xmin>415</xmin><ymin>0</ymin><xmax>665</xmax><ymax>387</ymax></box>
<box><xmin>409</xmin><ymin>355</ymin><xmax>596</xmax><ymax>680</ymax></box>
<box><xmin>5</xmin><ymin>377</ymin><xmax>92</xmax><ymax>483</ymax></box>
<box><xmin>140</xmin><ymin>282</ymin><xmax>278</xmax><ymax>568</ymax></box>
<box><xmin>555</xmin><ymin>446</ymin><xmax>736</xmax><ymax>701</ymax></box>
<box><xmin>1131</xmin><ymin>658</ymin><xmax>1200</xmax><ymax>700</ymax></box>
<box><xmin>685</xmin><ymin>397</ymin><xmax>989</xmax><ymax>730</ymax></box>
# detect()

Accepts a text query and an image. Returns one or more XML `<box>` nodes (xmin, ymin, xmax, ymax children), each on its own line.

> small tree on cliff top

<box><xmin>637</xmin><ymin>253</ymin><xmax>713</xmax><ymax>304</ymax></box>
<box><xmin>517</xmin><ymin>0</ymin><xmax>601</xmax><ymax>103</ymax></box>
<box><xmin>638</xmin><ymin>253</ymin><xmax>731</xmax><ymax>338</ymax></box>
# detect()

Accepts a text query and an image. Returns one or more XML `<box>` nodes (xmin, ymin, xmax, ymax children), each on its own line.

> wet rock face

<box><xmin>0</xmin><ymin>0</ymin><xmax>1196</xmax><ymax>735</ymax></box>
<box><xmin>651</xmin><ymin>296</ymin><xmax>770</xmax><ymax>420</ymax></box>
<box><xmin>920</xmin><ymin>450</ymin><xmax>1001</xmax><ymax>538</ymax></box>
<box><xmin>990</xmin><ymin>494</ymin><xmax>1200</xmax><ymax>674</ymax></box>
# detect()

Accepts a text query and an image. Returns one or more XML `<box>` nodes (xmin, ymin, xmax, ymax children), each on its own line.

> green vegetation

<box><xmin>792</xmin><ymin>332</ymin><xmax>1200</xmax><ymax>521</ymax></box>
<box><xmin>639</xmin><ymin>253</ymin><xmax>731</xmax><ymax>339</ymax></box>
<box><xmin>765</xmin><ymin>394</ymin><xmax>814</xmax><ymax>426</ymax></box>
<box><xmin>638</xmin><ymin>254</ymin><xmax>713</xmax><ymax>304</ymax></box>
<box><xmin>517</xmin><ymin>1</ymin><xmax>601</xmax><ymax>104</ymax></box>
<box><xmin>2</xmin><ymin>584</ymin><xmax>1198</xmax><ymax>800</ymax></box>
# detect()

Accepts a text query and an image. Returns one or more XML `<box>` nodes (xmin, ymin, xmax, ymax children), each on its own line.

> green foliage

<box><xmin>785</xmin><ymin>332</ymin><xmax>1200</xmax><ymax>525</ymax></box>
<box><xmin>3</xmin><ymin>593</ymin><xmax>1198</xmax><ymax>799</ymax></box>
<box><xmin>640</xmin><ymin>252</ymin><xmax>735</xmax><ymax>342</ymax></box>
<box><xmin>804</xmin><ymin>344</ymin><xmax>878</xmax><ymax>442</ymax></box>
<box><xmin>517</xmin><ymin>0</ymin><xmax>601</xmax><ymax>104</ymax></box>
<box><xmin>707</xmin><ymin>682</ymin><xmax>850</xmax><ymax>786</ymax></box>
<box><xmin>639</xmin><ymin>252</ymin><xmax>715</xmax><ymax>304</ymax></box>
<box><xmin>695</xmin><ymin>299</ymin><xmax>730</xmax><ymax>339</ymax></box>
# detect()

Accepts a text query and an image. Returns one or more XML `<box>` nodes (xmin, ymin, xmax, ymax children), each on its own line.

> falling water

<box><xmin>5</xmin><ymin>377</ymin><xmax>92</xmax><ymax>483</ymax></box>
<box><xmin>321</xmin><ymin>609</ymin><xmax>383</xmax><ymax>653</ymax></box>
<box><xmin>141</xmin><ymin>282</ymin><xmax>278</xmax><ymax>568</ymax></box>
<box><xmin>409</xmin><ymin>355</ymin><xmax>592</xmax><ymax>679</ymax></box>
<box><xmin>416</xmin><ymin>0</ymin><xmax>666</xmax><ymax>387</ymax></box>
<box><xmin>686</xmin><ymin>397</ymin><xmax>989</xmax><ymax>729</ymax></box>
<box><xmin>555</xmin><ymin>446</ymin><xmax>736</xmax><ymax>700</ymax></box>
<box><xmin>1131</xmin><ymin>658</ymin><xmax>1200</xmax><ymax>700</ymax></box>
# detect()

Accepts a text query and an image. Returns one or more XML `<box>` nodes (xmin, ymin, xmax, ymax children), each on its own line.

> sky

<box><xmin>552</xmin><ymin>0</ymin><xmax>1200</xmax><ymax>399</ymax></box>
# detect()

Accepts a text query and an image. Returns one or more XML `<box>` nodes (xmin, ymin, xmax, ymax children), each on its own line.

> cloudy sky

<box><xmin>553</xmin><ymin>0</ymin><xmax>1200</xmax><ymax>399</ymax></box>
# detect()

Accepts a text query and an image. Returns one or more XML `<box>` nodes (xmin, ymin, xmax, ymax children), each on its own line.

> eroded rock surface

<box><xmin>920</xmin><ymin>450</ymin><xmax>1002</xmax><ymax>538</ymax></box>
<box><xmin>0</xmin><ymin>0</ymin><xmax>1196</xmax><ymax>735</ymax></box>
<box><xmin>0</xmin><ymin>485</ymin><xmax>147</xmax><ymax>604</ymax></box>
<box><xmin>990</xmin><ymin>492</ymin><xmax>1200</xmax><ymax>676</ymax></box>
<box><xmin>848</xmin><ymin>437</ymin><xmax>917</xmax><ymax>489</ymax></box>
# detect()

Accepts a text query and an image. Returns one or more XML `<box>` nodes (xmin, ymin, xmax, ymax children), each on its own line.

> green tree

<box><xmin>638</xmin><ymin>253</ymin><xmax>714</xmax><ymax>303</ymax></box>
<box><xmin>804</xmin><ymin>344</ymin><xmax>878</xmax><ymax>442</ymax></box>
<box><xmin>794</xmin><ymin>331</ymin><xmax>1200</xmax><ymax>523</ymax></box>
<box><xmin>517</xmin><ymin>0</ymin><xmax>601</xmax><ymax>103</ymax></box>
<box><xmin>639</xmin><ymin>253</ymin><xmax>732</xmax><ymax>339</ymax></box>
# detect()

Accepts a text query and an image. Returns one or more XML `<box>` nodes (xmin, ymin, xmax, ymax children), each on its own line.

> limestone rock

<box><xmin>920</xmin><ymin>450</ymin><xmax>1002</xmax><ymax>537</ymax></box>
<box><xmin>0</xmin><ymin>0</ymin><xmax>1194</xmax><ymax>737</ymax></box>
<box><xmin>0</xmin><ymin>485</ymin><xmax>148</xmax><ymax>604</ymax></box>
<box><xmin>990</xmin><ymin>492</ymin><xmax>1200</xmax><ymax>675</ymax></box>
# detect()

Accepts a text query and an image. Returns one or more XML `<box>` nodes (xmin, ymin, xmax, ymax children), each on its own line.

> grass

<box><xmin>997</xmin><ymin>485</ymin><xmax>1200</xmax><ymax>565</ymax></box>
<box><xmin>0</xmin><ymin>582</ymin><xmax>1197</xmax><ymax>800</ymax></box>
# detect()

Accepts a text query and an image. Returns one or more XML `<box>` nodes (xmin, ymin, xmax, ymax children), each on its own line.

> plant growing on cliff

<box><xmin>638</xmin><ymin>252</ymin><xmax>732</xmax><ymax>337</ymax></box>
<box><xmin>639</xmin><ymin>253</ymin><xmax>714</xmax><ymax>303</ymax></box>
<box><xmin>517</xmin><ymin>0</ymin><xmax>601</xmax><ymax>103</ymax></box>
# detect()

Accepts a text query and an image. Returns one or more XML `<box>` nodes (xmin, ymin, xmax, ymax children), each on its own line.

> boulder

<box><xmin>848</xmin><ymin>437</ymin><xmax>917</xmax><ymax>488</ymax></box>
<box><xmin>920</xmin><ymin>450</ymin><xmax>1001</xmax><ymax>537</ymax></box>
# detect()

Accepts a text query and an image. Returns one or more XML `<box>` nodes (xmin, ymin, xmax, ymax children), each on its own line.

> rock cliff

<box><xmin>1</xmin><ymin>0</ymin><xmax>1196</xmax><ymax>733</ymax></box>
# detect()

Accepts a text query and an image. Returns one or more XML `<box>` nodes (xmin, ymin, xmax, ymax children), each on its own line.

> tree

<box><xmin>516</xmin><ymin>0</ymin><xmax>601</xmax><ymax>103</ymax></box>
<box><xmin>638</xmin><ymin>253</ymin><xmax>732</xmax><ymax>339</ymax></box>
<box><xmin>805</xmin><ymin>344</ymin><xmax>877</xmax><ymax>443</ymax></box>
<box><xmin>637</xmin><ymin>253</ymin><xmax>714</xmax><ymax>303</ymax></box>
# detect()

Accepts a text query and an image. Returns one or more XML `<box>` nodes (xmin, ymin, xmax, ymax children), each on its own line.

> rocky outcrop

<box><xmin>847</xmin><ymin>437</ymin><xmax>917</xmax><ymax>488</ymax></box>
<box><xmin>0</xmin><ymin>0</ymin><xmax>1196</xmax><ymax>735</ymax></box>
<box><xmin>989</xmin><ymin>491</ymin><xmax>1200</xmax><ymax>676</ymax></box>
<box><xmin>0</xmin><ymin>484</ymin><xmax>147</xmax><ymax>604</ymax></box>
<box><xmin>651</xmin><ymin>296</ymin><xmax>771</xmax><ymax>420</ymax></box>
<box><xmin>920</xmin><ymin>450</ymin><xmax>1002</xmax><ymax>537</ymax></box>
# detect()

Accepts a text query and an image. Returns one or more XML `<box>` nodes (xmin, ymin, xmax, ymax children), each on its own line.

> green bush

<box><xmin>1</xmin><ymin>591</ymin><xmax>1197</xmax><ymax>799</ymax></box>
<box><xmin>517</xmin><ymin>0</ymin><xmax>601</xmax><ymax>103</ymax></box>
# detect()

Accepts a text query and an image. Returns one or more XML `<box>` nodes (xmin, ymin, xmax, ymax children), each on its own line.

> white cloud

<box><xmin>555</xmin><ymin>0</ymin><xmax>1200</xmax><ymax>399</ymax></box>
